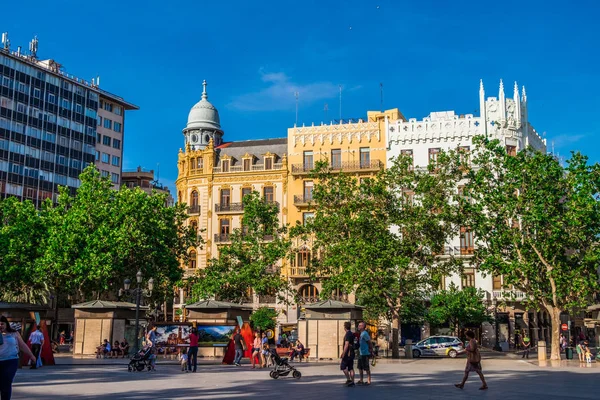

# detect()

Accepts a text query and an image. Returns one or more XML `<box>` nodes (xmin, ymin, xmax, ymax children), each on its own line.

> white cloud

<box><xmin>228</xmin><ymin>70</ymin><xmax>341</xmax><ymax>112</ymax></box>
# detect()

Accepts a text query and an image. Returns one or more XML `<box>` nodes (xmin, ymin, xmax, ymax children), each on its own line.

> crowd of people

<box><xmin>95</xmin><ymin>338</ymin><xmax>130</xmax><ymax>358</ymax></box>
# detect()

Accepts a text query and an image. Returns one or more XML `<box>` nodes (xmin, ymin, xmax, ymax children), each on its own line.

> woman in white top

<box><xmin>1</xmin><ymin>316</ymin><xmax>36</xmax><ymax>400</ymax></box>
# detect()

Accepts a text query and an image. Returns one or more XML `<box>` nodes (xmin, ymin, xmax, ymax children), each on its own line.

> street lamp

<box><xmin>119</xmin><ymin>270</ymin><xmax>153</xmax><ymax>355</ymax></box>
<box><xmin>492</xmin><ymin>296</ymin><xmax>502</xmax><ymax>352</ymax></box>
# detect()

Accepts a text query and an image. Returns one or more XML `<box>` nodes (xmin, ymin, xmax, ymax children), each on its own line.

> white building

<box><xmin>386</xmin><ymin>80</ymin><xmax>548</xmax><ymax>349</ymax></box>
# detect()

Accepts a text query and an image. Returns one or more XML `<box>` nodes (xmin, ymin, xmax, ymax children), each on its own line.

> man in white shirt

<box><xmin>29</xmin><ymin>326</ymin><xmax>45</xmax><ymax>369</ymax></box>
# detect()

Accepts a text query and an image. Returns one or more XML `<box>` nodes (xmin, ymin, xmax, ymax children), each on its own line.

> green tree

<box><xmin>191</xmin><ymin>191</ymin><xmax>292</xmax><ymax>303</ymax></box>
<box><xmin>294</xmin><ymin>154</ymin><xmax>464</xmax><ymax>358</ymax></box>
<box><xmin>250</xmin><ymin>306</ymin><xmax>278</xmax><ymax>331</ymax></box>
<box><xmin>0</xmin><ymin>197</ymin><xmax>49</xmax><ymax>303</ymax></box>
<box><xmin>427</xmin><ymin>283</ymin><xmax>491</xmax><ymax>334</ymax></box>
<box><xmin>464</xmin><ymin>136</ymin><xmax>600</xmax><ymax>360</ymax></box>
<box><xmin>40</xmin><ymin>165</ymin><xmax>199</xmax><ymax>304</ymax></box>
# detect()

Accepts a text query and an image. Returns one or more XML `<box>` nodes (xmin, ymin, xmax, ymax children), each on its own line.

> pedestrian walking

<box><xmin>260</xmin><ymin>331</ymin><xmax>269</xmax><ymax>368</ymax></box>
<box><xmin>356</xmin><ymin>321</ymin><xmax>372</xmax><ymax>386</ymax></box>
<box><xmin>251</xmin><ymin>331</ymin><xmax>262</xmax><ymax>369</ymax></box>
<box><xmin>455</xmin><ymin>331</ymin><xmax>488</xmax><ymax>391</ymax></box>
<box><xmin>29</xmin><ymin>325</ymin><xmax>44</xmax><ymax>369</ymax></box>
<box><xmin>233</xmin><ymin>329</ymin><xmax>244</xmax><ymax>366</ymax></box>
<box><xmin>188</xmin><ymin>327</ymin><xmax>199</xmax><ymax>372</ymax></box>
<box><xmin>340</xmin><ymin>321</ymin><xmax>355</xmax><ymax>387</ymax></box>
<box><xmin>145</xmin><ymin>325</ymin><xmax>158</xmax><ymax>371</ymax></box>
<box><xmin>1</xmin><ymin>316</ymin><xmax>37</xmax><ymax>400</ymax></box>
<box><xmin>521</xmin><ymin>335</ymin><xmax>531</xmax><ymax>359</ymax></box>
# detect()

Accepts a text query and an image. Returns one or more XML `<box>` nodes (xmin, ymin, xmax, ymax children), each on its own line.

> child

<box><xmin>584</xmin><ymin>342</ymin><xmax>592</xmax><ymax>364</ymax></box>
<box><xmin>179</xmin><ymin>349</ymin><xmax>188</xmax><ymax>372</ymax></box>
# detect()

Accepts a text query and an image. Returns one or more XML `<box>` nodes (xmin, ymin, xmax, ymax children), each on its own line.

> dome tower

<box><xmin>183</xmin><ymin>80</ymin><xmax>223</xmax><ymax>150</ymax></box>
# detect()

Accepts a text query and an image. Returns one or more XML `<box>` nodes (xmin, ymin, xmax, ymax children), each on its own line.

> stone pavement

<box><xmin>11</xmin><ymin>358</ymin><xmax>598</xmax><ymax>399</ymax></box>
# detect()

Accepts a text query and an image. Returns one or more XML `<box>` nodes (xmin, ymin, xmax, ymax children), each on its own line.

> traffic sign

<box><xmin>561</xmin><ymin>323</ymin><xmax>568</xmax><ymax>331</ymax></box>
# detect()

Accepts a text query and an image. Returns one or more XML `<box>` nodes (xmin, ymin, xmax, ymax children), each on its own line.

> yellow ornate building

<box><xmin>175</xmin><ymin>81</ymin><xmax>402</xmax><ymax>324</ymax></box>
<box><xmin>285</xmin><ymin>109</ymin><xmax>403</xmax><ymax>303</ymax></box>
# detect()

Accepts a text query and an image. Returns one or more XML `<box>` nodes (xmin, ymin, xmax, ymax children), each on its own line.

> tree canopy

<box><xmin>463</xmin><ymin>136</ymin><xmax>600</xmax><ymax>360</ymax></box>
<box><xmin>191</xmin><ymin>191</ymin><xmax>293</xmax><ymax>304</ymax></box>
<box><xmin>427</xmin><ymin>283</ymin><xmax>491</xmax><ymax>334</ymax></box>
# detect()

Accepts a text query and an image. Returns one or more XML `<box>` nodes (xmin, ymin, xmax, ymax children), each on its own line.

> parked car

<box><xmin>412</xmin><ymin>336</ymin><xmax>464</xmax><ymax>358</ymax></box>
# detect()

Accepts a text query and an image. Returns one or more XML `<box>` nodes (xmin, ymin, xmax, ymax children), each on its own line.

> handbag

<box><xmin>467</xmin><ymin>341</ymin><xmax>481</xmax><ymax>363</ymax></box>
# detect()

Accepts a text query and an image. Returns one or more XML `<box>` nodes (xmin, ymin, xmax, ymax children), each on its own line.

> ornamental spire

<box><xmin>202</xmin><ymin>80</ymin><xmax>208</xmax><ymax>100</ymax></box>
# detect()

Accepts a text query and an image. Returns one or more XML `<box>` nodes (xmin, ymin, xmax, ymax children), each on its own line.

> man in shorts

<box><xmin>340</xmin><ymin>321</ymin><xmax>355</xmax><ymax>387</ymax></box>
<box><xmin>357</xmin><ymin>321</ymin><xmax>372</xmax><ymax>386</ymax></box>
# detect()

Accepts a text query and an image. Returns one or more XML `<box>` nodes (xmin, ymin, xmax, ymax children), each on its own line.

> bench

<box><xmin>276</xmin><ymin>347</ymin><xmax>311</xmax><ymax>361</ymax></box>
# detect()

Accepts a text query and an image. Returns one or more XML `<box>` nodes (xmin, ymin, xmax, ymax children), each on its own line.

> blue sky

<box><xmin>3</xmin><ymin>0</ymin><xmax>599</xmax><ymax>190</ymax></box>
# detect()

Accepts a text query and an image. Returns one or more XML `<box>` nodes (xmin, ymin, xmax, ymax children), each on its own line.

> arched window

<box><xmin>190</xmin><ymin>191</ymin><xmax>199</xmax><ymax>207</ymax></box>
<box><xmin>296</xmin><ymin>246</ymin><xmax>311</xmax><ymax>267</ymax></box>
<box><xmin>299</xmin><ymin>285</ymin><xmax>319</xmax><ymax>303</ymax></box>
<box><xmin>189</xmin><ymin>250</ymin><xmax>197</xmax><ymax>269</ymax></box>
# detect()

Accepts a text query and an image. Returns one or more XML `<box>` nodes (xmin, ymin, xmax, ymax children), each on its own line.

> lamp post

<box><xmin>492</xmin><ymin>296</ymin><xmax>502</xmax><ymax>352</ymax></box>
<box><xmin>119</xmin><ymin>270</ymin><xmax>153</xmax><ymax>355</ymax></box>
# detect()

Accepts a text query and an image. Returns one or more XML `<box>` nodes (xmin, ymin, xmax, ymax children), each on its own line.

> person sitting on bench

<box><xmin>290</xmin><ymin>340</ymin><xmax>305</xmax><ymax>361</ymax></box>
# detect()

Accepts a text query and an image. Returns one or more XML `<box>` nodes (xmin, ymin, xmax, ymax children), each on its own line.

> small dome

<box><xmin>186</xmin><ymin>80</ymin><xmax>221</xmax><ymax>130</ymax></box>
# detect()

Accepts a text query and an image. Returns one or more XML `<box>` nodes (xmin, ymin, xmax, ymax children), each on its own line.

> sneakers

<box><xmin>346</xmin><ymin>382</ymin><xmax>355</xmax><ymax>387</ymax></box>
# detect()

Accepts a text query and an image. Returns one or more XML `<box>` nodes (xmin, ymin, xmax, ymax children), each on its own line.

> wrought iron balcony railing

<box><xmin>293</xmin><ymin>195</ymin><xmax>313</xmax><ymax>205</ymax></box>
<box><xmin>187</xmin><ymin>205</ymin><xmax>200</xmax><ymax>214</ymax></box>
<box><xmin>215</xmin><ymin>201</ymin><xmax>279</xmax><ymax>213</ymax></box>
<box><xmin>291</xmin><ymin>159</ymin><xmax>383</xmax><ymax>175</ymax></box>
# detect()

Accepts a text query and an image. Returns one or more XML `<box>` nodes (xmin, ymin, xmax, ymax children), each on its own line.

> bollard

<box><xmin>405</xmin><ymin>339</ymin><xmax>413</xmax><ymax>359</ymax></box>
<box><xmin>538</xmin><ymin>341</ymin><xmax>547</xmax><ymax>361</ymax></box>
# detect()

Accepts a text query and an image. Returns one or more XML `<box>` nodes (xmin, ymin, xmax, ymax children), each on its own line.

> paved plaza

<box><xmin>10</xmin><ymin>357</ymin><xmax>599</xmax><ymax>399</ymax></box>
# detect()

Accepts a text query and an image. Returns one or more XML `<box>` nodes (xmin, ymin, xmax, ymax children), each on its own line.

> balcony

<box><xmin>214</xmin><ymin>233</ymin><xmax>230</xmax><ymax>243</ymax></box>
<box><xmin>213</xmin><ymin>163</ymin><xmax>284</xmax><ymax>173</ymax></box>
<box><xmin>215</xmin><ymin>202</ymin><xmax>244</xmax><ymax>213</ymax></box>
<box><xmin>433</xmin><ymin>246</ymin><xmax>474</xmax><ymax>257</ymax></box>
<box><xmin>293</xmin><ymin>195</ymin><xmax>313</xmax><ymax>206</ymax></box>
<box><xmin>258</xmin><ymin>294</ymin><xmax>277</xmax><ymax>304</ymax></box>
<box><xmin>187</xmin><ymin>205</ymin><xmax>200</xmax><ymax>214</ymax></box>
<box><xmin>289</xmin><ymin>267</ymin><xmax>308</xmax><ymax>277</ymax></box>
<box><xmin>291</xmin><ymin>159</ymin><xmax>383</xmax><ymax>176</ymax></box>
<box><xmin>492</xmin><ymin>290</ymin><xmax>527</xmax><ymax>301</ymax></box>
<box><xmin>215</xmin><ymin>201</ymin><xmax>279</xmax><ymax>213</ymax></box>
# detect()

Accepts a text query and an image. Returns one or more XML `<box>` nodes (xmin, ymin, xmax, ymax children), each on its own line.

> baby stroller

<box><xmin>128</xmin><ymin>346</ymin><xmax>153</xmax><ymax>372</ymax></box>
<box><xmin>268</xmin><ymin>348</ymin><xmax>301</xmax><ymax>379</ymax></box>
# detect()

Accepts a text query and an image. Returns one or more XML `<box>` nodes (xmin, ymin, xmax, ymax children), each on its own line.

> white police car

<box><xmin>412</xmin><ymin>336</ymin><xmax>464</xmax><ymax>358</ymax></box>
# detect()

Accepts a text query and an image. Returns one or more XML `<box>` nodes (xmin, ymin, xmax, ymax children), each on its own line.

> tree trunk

<box><xmin>547</xmin><ymin>306</ymin><xmax>562</xmax><ymax>361</ymax></box>
<box><xmin>391</xmin><ymin>309</ymin><xmax>400</xmax><ymax>359</ymax></box>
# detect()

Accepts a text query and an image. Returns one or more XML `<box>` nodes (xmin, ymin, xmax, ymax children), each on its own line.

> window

<box><xmin>98</xmin><ymin>116</ymin><xmax>102</xmax><ymax>126</ymax></box>
<box><xmin>17</xmin><ymin>103</ymin><xmax>26</xmax><ymax>113</ymax></box>
<box><xmin>103</xmin><ymin>136</ymin><xmax>111</xmax><ymax>146</ymax></box>
<box><xmin>48</xmin><ymin>93</ymin><xmax>56</xmax><ymax>104</ymax></box>
<box><xmin>302</xmin><ymin>212</ymin><xmax>314</xmax><ymax>226</ymax></box>
<box><xmin>97</xmin><ymin>132</ymin><xmax>102</xmax><ymax>142</ymax></box>
<box><xmin>428</xmin><ymin>148</ymin><xmax>441</xmax><ymax>166</ymax></box>
<box><xmin>461</xmin><ymin>270</ymin><xmax>475</xmax><ymax>288</ymax></box>
<box><xmin>17</xmin><ymin>82</ymin><xmax>27</xmax><ymax>93</ymax></box>
<box><xmin>331</xmin><ymin>149</ymin><xmax>342</xmax><ymax>169</ymax></box>
<box><xmin>402</xmin><ymin>190</ymin><xmax>414</xmax><ymax>205</ymax></box>
<box><xmin>61</xmin><ymin>98</ymin><xmax>71</xmax><ymax>110</ymax></box>
<box><xmin>460</xmin><ymin>226</ymin><xmax>474</xmax><ymax>255</ymax></box>
<box><xmin>190</xmin><ymin>220</ymin><xmax>198</xmax><ymax>232</ymax></box>
<box><xmin>264</xmin><ymin>156</ymin><xmax>273</xmax><ymax>170</ymax></box>
<box><xmin>458</xmin><ymin>146</ymin><xmax>470</xmax><ymax>166</ymax></box>
<box><xmin>96</xmin><ymin>151</ymin><xmax>100</xmax><ymax>161</ymax></box>
<box><xmin>196</xmin><ymin>157</ymin><xmax>203</xmax><ymax>170</ymax></box>
<box><xmin>188</xmin><ymin>250</ymin><xmax>197</xmax><ymax>269</ymax></box>
<box><xmin>506</xmin><ymin>145</ymin><xmax>517</xmax><ymax>156</ymax></box>
<box><xmin>493</xmin><ymin>275</ymin><xmax>503</xmax><ymax>290</ymax></box>
<box><xmin>101</xmin><ymin>170</ymin><xmax>109</xmax><ymax>178</ymax></box>
<box><xmin>112</xmin><ymin>139</ymin><xmax>121</xmax><ymax>150</ymax></box>
<box><xmin>74</xmin><ymin>103</ymin><xmax>83</xmax><ymax>114</ymax></box>
<box><xmin>111</xmin><ymin>156</ymin><xmax>120</xmax><ymax>167</ymax></box>
<box><xmin>114</xmin><ymin>105</ymin><xmax>123</xmax><ymax>116</ymax></box>
<box><xmin>220</xmin><ymin>189</ymin><xmax>231</xmax><ymax>206</ymax></box>
<box><xmin>241</xmin><ymin>187</ymin><xmax>252</xmax><ymax>201</ymax></box>
<box><xmin>190</xmin><ymin>191</ymin><xmax>199</xmax><ymax>207</ymax></box>
<box><xmin>299</xmin><ymin>284</ymin><xmax>319</xmax><ymax>302</ymax></box>
<box><xmin>296</xmin><ymin>248</ymin><xmax>311</xmax><ymax>268</ymax></box>
<box><xmin>104</xmin><ymin>102</ymin><xmax>113</xmax><ymax>112</ymax></box>
<box><xmin>263</xmin><ymin>186</ymin><xmax>274</xmax><ymax>202</ymax></box>
<box><xmin>33</xmin><ymin>88</ymin><xmax>41</xmax><ymax>99</ymax></box>
<box><xmin>303</xmin><ymin>180</ymin><xmax>313</xmax><ymax>201</ymax></box>
<box><xmin>113</xmin><ymin>122</ymin><xmax>122</xmax><ymax>133</ymax></box>
<box><xmin>243</xmin><ymin>158</ymin><xmax>251</xmax><ymax>171</ymax></box>
<box><xmin>220</xmin><ymin>218</ymin><xmax>230</xmax><ymax>235</ymax></box>
<box><xmin>400</xmin><ymin>149</ymin><xmax>413</xmax><ymax>170</ymax></box>
<box><xmin>101</xmin><ymin>153</ymin><xmax>110</xmax><ymax>163</ymax></box>
<box><xmin>359</xmin><ymin>147</ymin><xmax>370</xmax><ymax>168</ymax></box>
<box><xmin>222</xmin><ymin>159</ymin><xmax>230</xmax><ymax>172</ymax></box>
<box><xmin>303</xmin><ymin>151</ymin><xmax>313</xmax><ymax>171</ymax></box>
<box><xmin>111</xmin><ymin>173</ymin><xmax>119</xmax><ymax>184</ymax></box>
<box><xmin>103</xmin><ymin>118</ymin><xmax>112</xmax><ymax>129</ymax></box>
<box><xmin>190</xmin><ymin>158</ymin><xmax>197</xmax><ymax>171</ymax></box>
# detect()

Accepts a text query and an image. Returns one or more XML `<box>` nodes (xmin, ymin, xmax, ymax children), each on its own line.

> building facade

<box><xmin>386</xmin><ymin>80</ymin><xmax>548</xmax><ymax>348</ymax></box>
<box><xmin>121</xmin><ymin>166</ymin><xmax>174</xmax><ymax>206</ymax></box>
<box><xmin>0</xmin><ymin>33</ymin><xmax>137</xmax><ymax>206</ymax></box>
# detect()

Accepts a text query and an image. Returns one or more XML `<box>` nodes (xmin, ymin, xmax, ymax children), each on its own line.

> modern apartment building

<box><xmin>121</xmin><ymin>166</ymin><xmax>174</xmax><ymax>206</ymax></box>
<box><xmin>0</xmin><ymin>33</ymin><xmax>137</xmax><ymax>205</ymax></box>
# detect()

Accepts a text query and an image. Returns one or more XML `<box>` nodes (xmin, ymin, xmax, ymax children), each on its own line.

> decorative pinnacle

<box><xmin>479</xmin><ymin>79</ymin><xmax>484</xmax><ymax>91</ymax></box>
<box><xmin>522</xmin><ymin>85</ymin><xmax>527</xmax><ymax>101</ymax></box>
<box><xmin>202</xmin><ymin>80</ymin><xmax>208</xmax><ymax>100</ymax></box>
<box><xmin>514</xmin><ymin>81</ymin><xmax>519</xmax><ymax>99</ymax></box>
<box><xmin>499</xmin><ymin>79</ymin><xmax>505</xmax><ymax>98</ymax></box>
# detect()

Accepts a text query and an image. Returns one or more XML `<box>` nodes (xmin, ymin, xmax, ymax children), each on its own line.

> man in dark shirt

<box><xmin>340</xmin><ymin>321</ymin><xmax>355</xmax><ymax>387</ymax></box>
<box><xmin>233</xmin><ymin>329</ymin><xmax>244</xmax><ymax>366</ymax></box>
